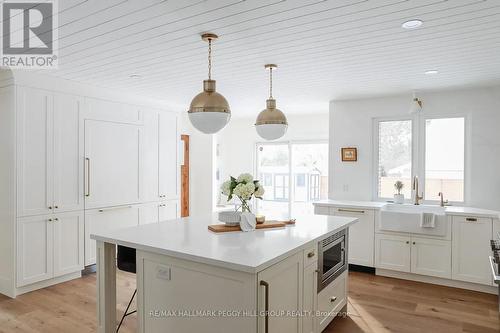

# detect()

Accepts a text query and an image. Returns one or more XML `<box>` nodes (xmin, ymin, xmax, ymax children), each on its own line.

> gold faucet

<box><xmin>412</xmin><ymin>176</ymin><xmax>423</xmax><ymax>205</ymax></box>
<box><xmin>438</xmin><ymin>192</ymin><xmax>449</xmax><ymax>207</ymax></box>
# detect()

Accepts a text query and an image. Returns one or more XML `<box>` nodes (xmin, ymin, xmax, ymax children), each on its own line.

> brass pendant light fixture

<box><xmin>187</xmin><ymin>33</ymin><xmax>231</xmax><ymax>134</ymax></box>
<box><xmin>255</xmin><ymin>64</ymin><xmax>288</xmax><ymax>140</ymax></box>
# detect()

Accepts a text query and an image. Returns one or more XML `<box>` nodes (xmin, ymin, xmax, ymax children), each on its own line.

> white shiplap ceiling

<box><xmin>22</xmin><ymin>0</ymin><xmax>500</xmax><ymax>114</ymax></box>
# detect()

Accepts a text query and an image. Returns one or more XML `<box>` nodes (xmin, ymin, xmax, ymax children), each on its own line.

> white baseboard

<box><xmin>15</xmin><ymin>271</ymin><xmax>82</xmax><ymax>297</ymax></box>
<box><xmin>376</xmin><ymin>269</ymin><xmax>497</xmax><ymax>295</ymax></box>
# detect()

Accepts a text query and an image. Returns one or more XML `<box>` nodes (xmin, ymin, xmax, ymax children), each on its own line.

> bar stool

<box><xmin>116</xmin><ymin>245</ymin><xmax>136</xmax><ymax>332</ymax></box>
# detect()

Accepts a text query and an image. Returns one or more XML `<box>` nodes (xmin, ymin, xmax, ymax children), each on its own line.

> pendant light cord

<box><xmin>269</xmin><ymin>67</ymin><xmax>273</xmax><ymax>98</ymax></box>
<box><xmin>208</xmin><ymin>38</ymin><xmax>212</xmax><ymax>80</ymax></box>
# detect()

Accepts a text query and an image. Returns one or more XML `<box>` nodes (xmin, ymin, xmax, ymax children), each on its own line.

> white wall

<box><xmin>329</xmin><ymin>86</ymin><xmax>500</xmax><ymax>211</ymax></box>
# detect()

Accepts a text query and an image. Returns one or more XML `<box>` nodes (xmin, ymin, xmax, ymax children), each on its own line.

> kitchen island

<box><xmin>91</xmin><ymin>214</ymin><xmax>357</xmax><ymax>333</ymax></box>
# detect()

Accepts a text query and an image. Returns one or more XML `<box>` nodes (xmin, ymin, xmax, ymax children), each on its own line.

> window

<box><xmin>262</xmin><ymin>173</ymin><xmax>272</xmax><ymax>186</ymax></box>
<box><xmin>274</xmin><ymin>174</ymin><xmax>289</xmax><ymax>201</ymax></box>
<box><xmin>310</xmin><ymin>174</ymin><xmax>320</xmax><ymax>201</ymax></box>
<box><xmin>256</xmin><ymin>142</ymin><xmax>328</xmax><ymax>218</ymax></box>
<box><xmin>377</xmin><ymin>120</ymin><xmax>413</xmax><ymax>199</ymax></box>
<box><xmin>425</xmin><ymin>118</ymin><xmax>464</xmax><ymax>201</ymax></box>
<box><xmin>296</xmin><ymin>174</ymin><xmax>306</xmax><ymax>187</ymax></box>
<box><xmin>374</xmin><ymin>116</ymin><xmax>465</xmax><ymax>203</ymax></box>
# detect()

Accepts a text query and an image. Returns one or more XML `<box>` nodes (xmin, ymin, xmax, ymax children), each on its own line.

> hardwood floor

<box><xmin>0</xmin><ymin>271</ymin><xmax>498</xmax><ymax>333</ymax></box>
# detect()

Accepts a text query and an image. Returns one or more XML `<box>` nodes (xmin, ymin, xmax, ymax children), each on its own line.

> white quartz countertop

<box><xmin>91</xmin><ymin>214</ymin><xmax>357</xmax><ymax>273</ymax></box>
<box><xmin>313</xmin><ymin>200</ymin><xmax>500</xmax><ymax>219</ymax></box>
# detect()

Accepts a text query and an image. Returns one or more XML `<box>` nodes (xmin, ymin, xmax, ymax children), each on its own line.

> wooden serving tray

<box><xmin>208</xmin><ymin>221</ymin><xmax>287</xmax><ymax>233</ymax></box>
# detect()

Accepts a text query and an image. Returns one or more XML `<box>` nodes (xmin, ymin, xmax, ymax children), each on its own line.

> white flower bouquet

<box><xmin>220</xmin><ymin>173</ymin><xmax>265</xmax><ymax>213</ymax></box>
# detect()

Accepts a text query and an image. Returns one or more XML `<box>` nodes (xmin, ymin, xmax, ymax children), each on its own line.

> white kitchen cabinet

<box><xmin>16</xmin><ymin>87</ymin><xmax>54</xmax><ymax>217</ymax></box>
<box><xmin>53</xmin><ymin>94</ymin><xmax>84</xmax><ymax>213</ymax></box>
<box><xmin>53</xmin><ymin>211</ymin><xmax>84</xmax><ymax>277</ymax></box>
<box><xmin>158</xmin><ymin>200</ymin><xmax>179</xmax><ymax>221</ymax></box>
<box><xmin>333</xmin><ymin>207</ymin><xmax>375</xmax><ymax>267</ymax></box>
<box><xmin>411</xmin><ymin>236</ymin><xmax>451</xmax><ymax>279</ymax></box>
<box><xmin>139</xmin><ymin>202</ymin><xmax>160</xmax><ymax>225</ymax></box>
<box><xmin>452</xmin><ymin>216</ymin><xmax>492</xmax><ymax>285</ymax></box>
<box><xmin>158</xmin><ymin>112</ymin><xmax>179</xmax><ymax>200</ymax></box>
<box><xmin>375</xmin><ymin>233</ymin><xmax>411</xmax><ymax>273</ymax></box>
<box><xmin>17</xmin><ymin>211</ymin><xmax>83</xmax><ymax>287</ymax></box>
<box><xmin>84</xmin><ymin>205</ymin><xmax>140</xmax><ymax>265</ymax></box>
<box><xmin>302</xmin><ymin>259</ymin><xmax>317</xmax><ymax>333</ymax></box>
<box><xmin>258</xmin><ymin>252</ymin><xmax>303</xmax><ymax>333</ymax></box>
<box><xmin>141</xmin><ymin>111</ymin><xmax>160</xmax><ymax>202</ymax></box>
<box><xmin>17</xmin><ymin>215</ymin><xmax>54</xmax><ymax>286</ymax></box>
<box><xmin>84</xmin><ymin>120</ymin><xmax>141</xmax><ymax>209</ymax></box>
<box><xmin>17</xmin><ymin>88</ymin><xmax>83</xmax><ymax>217</ymax></box>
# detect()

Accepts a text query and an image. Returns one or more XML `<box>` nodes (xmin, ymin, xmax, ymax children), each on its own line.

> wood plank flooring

<box><xmin>0</xmin><ymin>271</ymin><xmax>498</xmax><ymax>333</ymax></box>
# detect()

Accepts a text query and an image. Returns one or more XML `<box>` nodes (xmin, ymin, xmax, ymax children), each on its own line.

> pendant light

<box><xmin>255</xmin><ymin>64</ymin><xmax>288</xmax><ymax>140</ymax></box>
<box><xmin>409</xmin><ymin>91</ymin><xmax>423</xmax><ymax>114</ymax></box>
<box><xmin>187</xmin><ymin>33</ymin><xmax>231</xmax><ymax>134</ymax></box>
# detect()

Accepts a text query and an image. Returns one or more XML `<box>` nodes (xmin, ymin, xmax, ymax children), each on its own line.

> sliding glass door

<box><xmin>256</xmin><ymin>142</ymin><xmax>328</xmax><ymax>219</ymax></box>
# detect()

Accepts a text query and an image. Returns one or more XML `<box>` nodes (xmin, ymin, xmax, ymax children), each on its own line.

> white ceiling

<box><xmin>28</xmin><ymin>0</ymin><xmax>500</xmax><ymax>115</ymax></box>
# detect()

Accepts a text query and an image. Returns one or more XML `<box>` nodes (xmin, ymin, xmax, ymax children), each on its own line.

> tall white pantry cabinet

<box><xmin>0</xmin><ymin>84</ymin><xmax>180</xmax><ymax>298</ymax></box>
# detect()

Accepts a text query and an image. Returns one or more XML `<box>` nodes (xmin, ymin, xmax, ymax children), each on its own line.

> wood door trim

<box><xmin>181</xmin><ymin>135</ymin><xmax>189</xmax><ymax>217</ymax></box>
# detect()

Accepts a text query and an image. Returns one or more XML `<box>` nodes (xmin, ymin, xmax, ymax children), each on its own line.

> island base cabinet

<box><xmin>137</xmin><ymin>251</ymin><xmax>257</xmax><ymax>333</ymax></box>
<box><xmin>302</xmin><ymin>260</ymin><xmax>318</xmax><ymax>333</ymax></box>
<box><xmin>317</xmin><ymin>270</ymin><xmax>347</xmax><ymax>332</ymax></box>
<box><xmin>257</xmin><ymin>252</ymin><xmax>303</xmax><ymax>333</ymax></box>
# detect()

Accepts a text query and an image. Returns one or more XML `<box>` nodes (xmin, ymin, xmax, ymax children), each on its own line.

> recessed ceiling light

<box><xmin>402</xmin><ymin>19</ymin><xmax>423</xmax><ymax>29</ymax></box>
<box><xmin>129</xmin><ymin>74</ymin><xmax>142</xmax><ymax>79</ymax></box>
<box><xmin>424</xmin><ymin>70</ymin><xmax>438</xmax><ymax>75</ymax></box>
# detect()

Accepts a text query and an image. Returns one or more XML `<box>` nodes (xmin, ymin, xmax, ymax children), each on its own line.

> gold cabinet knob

<box><xmin>307</xmin><ymin>251</ymin><xmax>315</xmax><ymax>258</ymax></box>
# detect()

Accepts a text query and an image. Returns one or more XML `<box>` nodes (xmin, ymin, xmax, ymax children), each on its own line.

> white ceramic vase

<box><xmin>394</xmin><ymin>194</ymin><xmax>405</xmax><ymax>204</ymax></box>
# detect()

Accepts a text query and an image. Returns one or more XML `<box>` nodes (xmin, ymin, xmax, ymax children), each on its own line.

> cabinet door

<box><xmin>84</xmin><ymin>120</ymin><xmax>141</xmax><ymax>209</ymax></box>
<box><xmin>333</xmin><ymin>208</ymin><xmax>375</xmax><ymax>266</ymax></box>
<box><xmin>258</xmin><ymin>252</ymin><xmax>303</xmax><ymax>333</ymax></box>
<box><xmin>140</xmin><ymin>111</ymin><xmax>159</xmax><ymax>202</ymax></box>
<box><xmin>452</xmin><ymin>216</ymin><xmax>492</xmax><ymax>285</ymax></box>
<box><xmin>139</xmin><ymin>202</ymin><xmax>160</xmax><ymax>225</ymax></box>
<box><xmin>158</xmin><ymin>200</ymin><xmax>178</xmax><ymax>221</ymax></box>
<box><xmin>374</xmin><ymin>233</ymin><xmax>411</xmax><ymax>272</ymax></box>
<box><xmin>84</xmin><ymin>205</ymin><xmax>139</xmax><ymax>265</ymax></box>
<box><xmin>17</xmin><ymin>216</ymin><xmax>54</xmax><ymax>286</ymax></box>
<box><xmin>411</xmin><ymin>237</ymin><xmax>451</xmax><ymax>279</ymax></box>
<box><xmin>53</xmin><ymin>93</ymin><xmax>84</xmax><ymax>213</ymax></box>
<box><xmin>158</xmin><ymin>112</ymin><xmax>178</xmax><ymax>200</ymax></box>
<box><xmin>53</xmin><ymin>211</ymin><xmax>84</xmax><ymax>277</ymax></box>
<box><xmin>17</xmin><ymin>87</ymin><xmax>54</xmax><ymax>217</ymax></box>
<box><xmin>303</xmin><ymin>262</ymin><xmax>317</xmax><ymax>333</ymax></box>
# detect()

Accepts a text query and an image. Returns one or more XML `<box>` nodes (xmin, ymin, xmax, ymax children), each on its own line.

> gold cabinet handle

<box><xmin>48</xmin><ymin>218</ymin><xmax>53</xmax><ymax>222</ymax></box>
<box><xmin>307</xmin><ymin>251</ymin><xmax>315</xmax><ymax>258</ymax></box>
<box><xmin>260</xmin><ymin>280</ymin><xmax>269</xmax><ymax>333</ymax></box>
<box><xmin>466</xmin><ymin>217</ymin><xmax>478</xmax><ymax>222</ymax></box>
<box><xmin>85</xmin><ymin>157</ymin><xmax>90</xmax><ymax>197</ymax></box>
<box><xmin>330</xmin><ymin>296</ymin><xmax>337</xmax><ymax>303</ymax></box>
<box><xmin>338</xmin><ymin>208</ymin><xmax>365</xmax><ymax>214</ymax></box>
<box><xmin>48</xmin><ymin>206</ymin><xmax>53</xmax><ymax>210</ymax></box>
<box><xmin>54</xmin><ymin>218</ymin><xmax>59</xmax><ymax>222</ymax></box>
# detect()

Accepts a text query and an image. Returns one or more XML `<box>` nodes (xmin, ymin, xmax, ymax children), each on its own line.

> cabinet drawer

<box><xmin>317</xmin><ymin>271</ymin><xmax>347</xmax><ymax>332</ymax></box>
<box><xmin>452</xmin><ymin>216</ymin><xmax>491</xmax><ymax>225</ymax></box>
<box><xmin>314</xmin><ymin>206</ymin><xmax>330</xmax><ymax>215</ymax></box>
<box><xmin>303</xmin><ymin>245</ymin><xmax>318</xmax><ymax>267</ymax></box>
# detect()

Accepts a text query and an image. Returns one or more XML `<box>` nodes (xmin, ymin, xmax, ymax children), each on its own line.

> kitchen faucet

<box><xmin>412</xmin><ymin>176</ymin><xmax>423</xmax><ymax>205</ymax></box>
<box><xmin>438</xmin><ymin>192</ymin><xmax>449</xmax><ymax>207</ymax></box>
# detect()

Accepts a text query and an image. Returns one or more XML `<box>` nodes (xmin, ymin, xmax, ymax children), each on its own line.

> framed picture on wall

<box><xmin>341</xmin><ymin>147</ymin><xmax>357</xmax><ymax>162</ymax></box>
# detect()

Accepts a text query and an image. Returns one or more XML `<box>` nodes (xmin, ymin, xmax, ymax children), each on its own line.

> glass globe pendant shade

<box><xmin>255</xmin><ymin>98</ymin><xmax>288</xmax><ymax>140</ymax></box>
<box><xmin>188</xmin><ymin>79</ymin><xmax>231</xmax><ymax>134</ymax></box>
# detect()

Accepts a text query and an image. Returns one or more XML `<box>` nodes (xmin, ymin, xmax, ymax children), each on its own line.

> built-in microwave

<box><xmin>317</xmin><ymin>229</ymin><xmax>348</xmax><ymax>292</ymax></box>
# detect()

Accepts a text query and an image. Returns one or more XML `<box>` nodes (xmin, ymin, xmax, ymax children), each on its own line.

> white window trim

<box><xmin>372</xmin><ymin>114</ymin><xmax>468</xmax><ymax>205</ymax></box>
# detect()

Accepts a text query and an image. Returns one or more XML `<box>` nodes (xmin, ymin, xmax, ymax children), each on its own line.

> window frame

<box><xmin>255</xmin><ymin>140</ymin><xmax>328</xmax><ymax>217</ymax></box>
<box><xmin>372</xmin><ymin>114</ymin><xmax>467</xmax><ymax>205</ymax></box>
